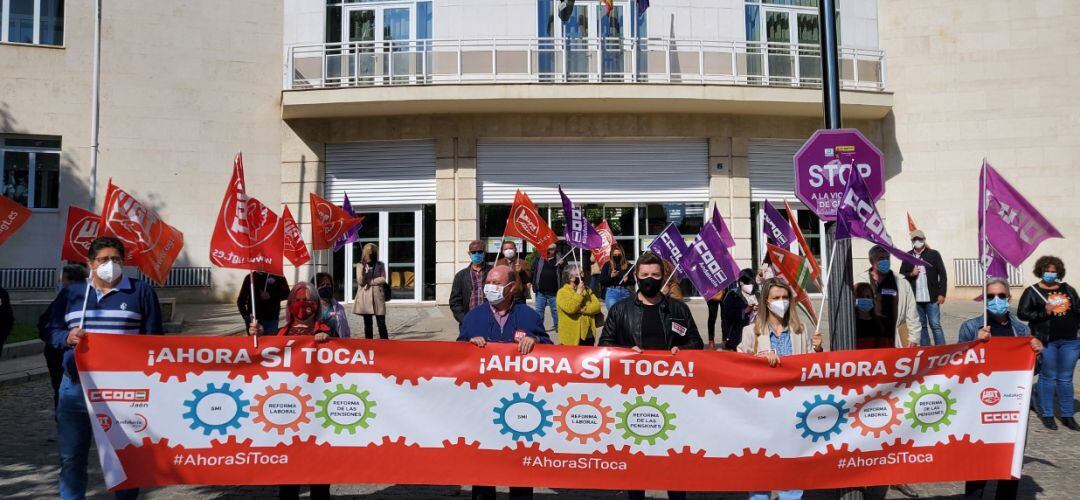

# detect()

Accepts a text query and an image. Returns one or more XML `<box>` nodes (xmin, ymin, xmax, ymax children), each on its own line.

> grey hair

<box><xmin>986</xmin><ymin>277</ymin><xmax>1011</xmax><ymax>292</ymax></box>
<box><xmin>562</xmin><ymin>263</ymin><xmax>582</xmax><ymax>283</ymax></box>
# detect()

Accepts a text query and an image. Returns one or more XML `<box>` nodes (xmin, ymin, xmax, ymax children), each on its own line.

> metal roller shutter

<box><xmin>749</xmin><ymin>139</ymin><xmax>803</xmax><ymax>202</ymax></box>
<box><xmin>477</xmin><ymin>139</ymin><xmax>708</xmax><ymax>204</ymax></box>
<box><xmin>325</xmin><ymin>140</ymin><xmax>436</xmax><ymax>206</ymax></box>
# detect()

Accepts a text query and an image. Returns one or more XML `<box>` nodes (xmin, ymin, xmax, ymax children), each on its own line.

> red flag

<box><xmin>209</xmin><ymin>153</ymin><xmax>284</xmax><ymax>275</ymax></box>
<box><xmin>503</xmin><ymin>190</ymin><xmax>558</xmax><ymax>251</ymax></box>
<box><xmin>783</xmin><ymin>200</ymin><xmax>822</xmax><ymax>286</ymax></box>
<box><xmin>62</xmin><ymin>206</ymin><xmax>100</xmax><ymax>261</ymax></box>
<box><xmin>907</xmin><ymin>212</ymin><xmax>919</xmax><ymax>233</ymax></box>
<box><xmin>767</xmin><ymin>243</ymin><xmax>817</xmax><ymax>324</ymax></box>
<box><xmin>281</xmin><ymin>205</ymin><xmax>311</xmax><ymax>266</ymax></box>
<box><xmin>99</xmin><ymin>181</ymin><xmax>184</xmax><ymax>285</ymax></box>
<box><xmin>590</xmin><ymin>220</ymin><xmax>617</xmax><ymax>268</ymax></box>
<box><xmin>309</xmin><ymin>192</ymin><xmax>364</xmax><ymax>251</ymax></box>
<box><xmin>0</xmin><ymin>194</ymin><xmax>31</xmax><ymax>247</ymax></box>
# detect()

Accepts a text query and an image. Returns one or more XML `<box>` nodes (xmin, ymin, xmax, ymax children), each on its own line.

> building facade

<box><xmin>1</xmin><ymin>0</ymin><xmax>1076</xmax><ymax>308</ymax></box>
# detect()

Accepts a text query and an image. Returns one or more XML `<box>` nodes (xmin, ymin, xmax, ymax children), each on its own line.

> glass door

<box><xmin>558</xmin><ymin>1</ymin><xmax>629</xmax><ymax>82</ymax></box>
<box><xmin>763</xmin><ymin>9</ymin><xmax>793</xmax><ymax>82</ymax></box>
<box><xmin>759</xmin><ymin>5</ymin><xmax>821</xmax><ymax>85</ymax></box>
<box><xmin>343</xmin><ymin>3</ymin><xmax>414</xmax><ymax>85</ymax></box>
<box><xmin>563</xmin><ymin>3</ymin><xmax>593</xmax><ymax>81</ymax></box>
<box><xmin>336</xmin><ymin>208</ymin><xmax>425</xmax><ymax>303</ymax></box>
<box><xmin>600</xmin><ymin>4</ymin><xmax>626</xmax><ymax>80</ymax></box>
<box><xmin>345</xmin><ymin>7</ymin><xmax>377</xmax><ymax>84</ymax></box>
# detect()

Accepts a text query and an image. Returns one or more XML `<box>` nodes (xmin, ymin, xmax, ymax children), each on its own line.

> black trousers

<box><xmin>472</xmin><ymin>486</ymin><xmax>533</xmax><ymax>499</ymax></box>
<box><xmin>44</xmin><ymin>345</ymin><xmax>65</xmax><ymax>410</ymax></box>
<box><xmin>706</xmin><ymin>299</ymin><xmax>721</xmax><ymax>343</ymax></box>
<box><xmin>279</xmin><ymin>484</ymin><xmax>330</xmax><ymax>500</ymax></box>
<box><xmin>628</xmin><ymin>491</ymin><xmax>686</xmax><ymax>500</ymax></box>
<box><xmin>362</xmin><ymin>314</ymin><xmax>389</xmax><ymax>339</ymax></box>
<box><xmin>966</xmin><ymin>479</ymin><xmax>1018</xmax><ymax>499</ymax></box>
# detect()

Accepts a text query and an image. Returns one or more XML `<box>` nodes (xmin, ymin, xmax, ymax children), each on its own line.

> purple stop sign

<box><xmin>793</xmin><ymin>128</ymin><xmax>884</xmax><ymax>221</ymax></box>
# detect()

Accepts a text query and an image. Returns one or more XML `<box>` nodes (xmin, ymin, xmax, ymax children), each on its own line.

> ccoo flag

<box><xmin>100</xmin><ymin>181</ymin><xmax>184</xmax><ymax>285</ymax></box>
<box><xmin>680</xmin><ymin>223</ymin><xmax>739</xmax><ymax>300</ymax></box>
<box><xmin>281</xmin><ymin>206</ymin><xmax>311</xmax><ymax>267</ymax></box>
<box><xmin>209</xmin><ymin>153</ymin><xmax>284</xmax><ymax>276</ymax></box>
<box><xmin>762</xmin><ymin>200</ymin><xmax>796</xmax><ymax>248</ymax></box>
<box><xmin>62</xmin><ymin>206</ymin><xmax>100</xmax><ymax>261</ymax></box>
<box><xmin>709</xmin><ymin>205</ymin><xmax>736</xmax><ymax>248</ymax></box>
<box><xmin>504</xmin><ymin>190</ymin><xmax>558</xmax><ymax>251</ymax></box>
<box><xmin>836</xmin><ymin>170</ymin><xmax>930</xmax><ymax>269</ymax></box>
<box><xmin>0</xmin><ymin>193</ymin><xmax>31</xmax><ymax>247</ymax></box>
<box><xmin>648</xmin><ymin>223</ymin><xmax>690</xmax><ymax>267</ymax></box>
<box><xmin>979</xmin><ymin>160</ymin><xmax>1062</xmax><ymax>270</ymax></box>
<box><xmin>559</xmin><ymin>186</ymin><xmax>604</xmax><ymax>250</ymax></box>
<box><xmin>310</xmin><ymin>193</ymin><xmax>364</xmax><ymax>251</ymax></box>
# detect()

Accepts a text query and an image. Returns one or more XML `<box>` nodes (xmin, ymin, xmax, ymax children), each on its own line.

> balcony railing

<box><xmin>287</xmin><ymin>38</ymin><xmax>885</xmax><ymax>92</ymax></box>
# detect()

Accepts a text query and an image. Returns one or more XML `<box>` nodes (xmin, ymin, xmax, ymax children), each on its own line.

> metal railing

<box><xmin>287</xmin><ymin>38</ymin><xmax>885</xmax><ymax>92</ymax></box>
<box><xmin>133</xmin><ymin>267</ymin><xmax>213</xmax><ymax>288</ymax></box>
<box><xmin>0</xmin><ymin>268</ymin><xmax>56</xmax><ymax>290</ymax></box>
<box><xmin>953</xmin><ymin>258</ymin><xmax>1024</xmax><ymax>287</ymax></box>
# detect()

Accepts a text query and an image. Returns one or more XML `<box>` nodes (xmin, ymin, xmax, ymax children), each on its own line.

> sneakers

<box><xmin>1061</xmin><ymin>417</ymin><xmax>1080</xmax><ymax>431</ymax></box>
<box><xmin>1040</xmin><ymin>416</ymin><xmax>1058</xmax><ymax>430</ymax></box>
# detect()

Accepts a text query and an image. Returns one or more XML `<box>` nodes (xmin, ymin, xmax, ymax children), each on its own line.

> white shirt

<box><xmin>912</xmin><ymin>250</ymin><xmax>930</xmax><ymax>302</ymax></box>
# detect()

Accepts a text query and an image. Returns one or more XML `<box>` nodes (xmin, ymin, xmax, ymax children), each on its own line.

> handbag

<box><xmin>381</xmin><ymin>282</ymin><xmax>392</xmax><ymax>303</ymax></box>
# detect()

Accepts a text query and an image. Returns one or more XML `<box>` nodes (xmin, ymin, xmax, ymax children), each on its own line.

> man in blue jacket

<box><xmin>48</xmin><ymin>236</ymin><xmax>163</xmax><ymax>500</ymax></box>
<box><xmin>458</xmin><ymin>264</ymin><xmax>549</xmax><ymax>499</ymax></box>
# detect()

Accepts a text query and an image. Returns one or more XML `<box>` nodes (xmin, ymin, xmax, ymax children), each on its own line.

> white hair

<box><xmin>562</xmin><ymin>263</ymin><xmax>582</xmax><ymax>283</ymax></box>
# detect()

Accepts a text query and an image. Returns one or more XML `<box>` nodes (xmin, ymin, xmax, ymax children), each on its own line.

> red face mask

<box><xmin>289</xmin><ymin>299</ymin><xmax>318</xmax><ymax>321</ymax></box>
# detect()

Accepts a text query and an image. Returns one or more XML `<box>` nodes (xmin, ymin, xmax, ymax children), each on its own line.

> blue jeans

<box><xmin>58</xmin><ymin>375</ymin><xmax>139</xmax><ymax>500</ymax></box>
<box><xmin>749</xmin><ymin>492</ymin><xmax>803</xmax><ymax>500</ymax></box>
<box><xmin>534</xmin><ymin>292</ymin><xmax>558</xmax><ymax>332</ymax></box>
<box><xmin>605</xmin><ymin>286</ymin><xmax>631</xmax><ymax>312</ymax></box>
<box><xmin>1038</xmin><ymin>338</ymin><xmax>1080</xmax><ymax>417</ymax></box>
<box><xmin>916</xmin><ymin>302</ymin><xmax>946</xmax><ymax>346</ymax></box>
<box><xmin>258</xmin><ymin>318</ymin><xmax>279</xmax><ymax>334</ymax></box>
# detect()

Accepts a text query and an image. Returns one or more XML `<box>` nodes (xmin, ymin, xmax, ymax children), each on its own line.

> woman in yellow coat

<box><xmin>556</xmin><ymin>263</ymin><xmax>603</xmax><ymax>346</ymax></box>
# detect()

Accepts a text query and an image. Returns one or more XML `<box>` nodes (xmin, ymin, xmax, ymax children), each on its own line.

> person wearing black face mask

<box><xmin>315</xmin><ymin>272</ymin><xmax>351</xmax><ymax>338</ymax></box>
<box><xmin>599</xmin><ymin>252</ymin><xmax>701</xmax><ymax>500</ymax></box>
<box><xmin>599</xmin><ymin>244</ymin><xmax>634</xmax><ymax>311</ymax></box>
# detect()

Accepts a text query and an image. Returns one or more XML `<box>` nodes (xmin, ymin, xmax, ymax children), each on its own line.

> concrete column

<box><xmin>729</xmin><ymin>136</ymin><xmax>753</xmax><ymax>268</ymax></box>
<box><xmin>434</xmin><ymin>136</ymin><xmax>479</xmax><ymax>304</ymax></box>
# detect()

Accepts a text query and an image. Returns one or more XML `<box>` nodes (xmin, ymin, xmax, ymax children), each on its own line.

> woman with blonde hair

<box><xmin>352</xmin><ymin>242</ymin><xmax>389</xmax><ymax>339</ymax></box>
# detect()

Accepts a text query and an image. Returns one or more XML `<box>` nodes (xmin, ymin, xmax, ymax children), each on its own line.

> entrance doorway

<box><xmin>332</xmin><ymin>207</ymin><xmax>425</xmax><ymax>303</ymax></box>
<box><xmin>555</xmin><ymin>1</ymin><xmax>628</xmax><ymax>81</ymax></box>
<box><xmin>343</xmin><ymin>2</ymin><xmax>415</xmax><ymax>84</ymax></box>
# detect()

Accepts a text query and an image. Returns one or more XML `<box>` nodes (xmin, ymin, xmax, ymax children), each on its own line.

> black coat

<box><xmin>599</xmin><ymin>295</ymin><xmax>704</xmax><ymax>350</ymax></box>
<box><xmin>1017</xmin><ymin>282</ymin><xmax>1080</xmax><ymax>341</ymax></box>
<box><xmin>720</xmin><ymin>289</ymin><xmax>753</xmax><ymax>349</ymax></box>
<box><xmin>898</xmin><ymin>247</ymin><xmax>948</xmax><ymax>300</ymax></box>
<box><xmin>449</xmin><ymin>264</ymin><xmax>490</xmax><ymax>323</ymax></box>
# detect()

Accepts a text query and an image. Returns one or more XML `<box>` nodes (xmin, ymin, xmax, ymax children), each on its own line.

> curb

<box><xmin>0</xmin><ymin>365</ymin><xmax>49</xmax><ymax>387</ymax></box>
<box><xmin>0</xmin><ymin>339</ymin><xmax>45</xmax><ymax>360</ymax></box>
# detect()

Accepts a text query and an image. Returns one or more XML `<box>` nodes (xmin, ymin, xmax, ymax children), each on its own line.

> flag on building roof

<box><xmin>558</xmin><ymin>0</ymin><xmax>576</xmax><ymax>23</ymax></box>
<box><xmin>636</xmin><ymin>0</ymin><xmax>650</xmax><ymax>16</ymax></box>
<box><xmin>602</xmin><ymin>0</ymin><xmax>614</xmax><ymax>15</ymax></box>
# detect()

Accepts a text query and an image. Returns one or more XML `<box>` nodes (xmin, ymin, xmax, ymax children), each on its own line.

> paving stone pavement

<box><xmin>2</xmin><ymin>301</ymin><xmax>1078</xmax><ymax>499</ymax></box>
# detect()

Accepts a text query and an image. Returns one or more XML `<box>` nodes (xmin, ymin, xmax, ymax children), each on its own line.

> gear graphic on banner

<box><xmin>182</xmin><ymin>382</ymin><xmax>250</xmax><ymax>436</ymax></box>
<box><xmin>850</xmin><ymin>391</ymin><xmax>903</xmax><ymax>438</ymax></box>
<box><xmin>554</xmin><ymin>394</ymin><xmax>614</xmax><ymax>444</ymax></box>
<box><xmin>492</xmin><ymin>392</ymin><xmax>553</xmax><ymax>442</ymax></box>
<box><xmin>904</xmin><ymin>384</ymin><xmax>957</xmax><ymax>432</ymax></box>
<box><xmin>250</xmin><ymin>383</ymin><xmax>314</xmax><ymax>435</ymax></box>
<box><xmin>615</xmin><ymin>396</ymin><xmax>677</xmax><ymax>445</ymax></box>
<box><xmin>795</xmin><ymin>394</ymin><xmax>848</xmax><ymax>442</ymax></box>
<box><xmin>315</xmin><ymin>383</ymin><xmax>377</xmax><ymax>435</ymax></box>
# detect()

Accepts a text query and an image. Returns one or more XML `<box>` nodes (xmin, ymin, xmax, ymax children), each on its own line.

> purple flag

<box><xmin>332</xmin><ymin>193</ymin><xmax>361</xmax><ymax>250</ymax></box>
<box><xmin>980</xmin><ymin>160</ymin><xmax>1062</xmax><ymax>269</ymax></box>
<box><xmin>709</xmin><ymin>205</ymin><xmax>736</xmax><ymax>248</ymax></box>
<box><xmin>558</xmin><ymin>186</ymin><xmax>603</xmax><ymax>249</ymax></box>
<box><xmin>636</xmin><ymin>0</ymin><xmax>650</xmax><ymax>16</ymax></box>
<box><xmin>836</xmin><ymin>170</ymin><xmax>931</xmax><ymax>268</ymax></box>
<box><xmin>762</xmin><ymin>200</ymin><xmax>795</xmax><ymax>248</ymax></box>
<box><xmin>648</xmin><ymin>223</ymin><xmax>690</xmax><ymax>265</ymax></box>
<box><xmin>680</xmin><ymin>223</ymin><xmax>739</xmax><ymax>299</ymax></box>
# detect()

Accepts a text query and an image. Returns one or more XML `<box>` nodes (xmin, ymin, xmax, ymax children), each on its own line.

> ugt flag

<box><xmin>0</xmin><ymin>193</ymin><xmax>31</xmax><ymax>247</ymax></box>
<box><xmin>504</xmin><ymin>190</ymin><xmax>558</xmax><ymax>251</ymax></box>
<box><xmin>209</xmin><ymin>153</ymin><xmax>284</xmax><ymax>276</ymax></box>
<box><xmin>648</xmin><ymin>223</ymin><xmax>690</xmax><ymax>268</ymax></box>
<box><xmin>709</xmin><ymin>205</ymin><xmax>735</xmax><ymax>249</ymax></box>
<box><xmin>979</xmin><ymin>160</ymin><xmax>1061</xmax><ymax>270</ymax></box>
<box><xmin>281</xmin><ymin>206</ymin><xmax>311</xmax><ymax>267</ymax></box>
<box><xmin>559</xmin><ymin>186</ymin><xmax>603</xmax><ymax>250</ymax></box>
<box><xmin>591</xmin><ymin>220</ymin><xmax>617</xmax><ymax>268</ymax></box>
<box><xmin>100</xmin><ymin>181</ymin><xmax>184</xmax><ymax>285</ymax></box>
<box><xmin>836</xmin><ymin>171</ymin><xmax>929</xmax><ymax>269</ymax></box>
<box><xmin>310</xmin><ymin>193</ymin><xmax>364</xmax><ymax>251</ymax></box>
<box><xmin>680</xmin><ymin>223</ymin><xmax>739</xmax><ymax>299</ymax></box>
<box><xmin>62</xmin><ymin>206</ymin><xmax>100</xmax><ymax>261</ymax></box>
<box><xmin>333</xmin><ymin>193</ymin><xmax>360</xmax><ymax>251</ymax></box>
<box><xmin>762</xmin><ymin>200</ymin><xmax>795</xmax><ymax>248</ymax></box>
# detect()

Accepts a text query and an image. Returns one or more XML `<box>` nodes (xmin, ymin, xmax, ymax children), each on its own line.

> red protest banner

<box><xmin>209</xmin><ymin>153</ymin><xmax>284</xmax><ymax>275</ymax></box>
<box><xmin>309</xmin><ymin>193</ymin><xmax>363</xmax><ymax>251</ymax></box>
<box><xmin>503</xmin><ymin>190</ymin><xmax>557</xmax><ymax>251</ymax></box>
<box><xmin>281</xmin><ymin>205</ymin><xmax>310</xmax><ymax>266</ymax></box>
<box><xmin>62</xmin><ymin>206</ymin><xmax>100</xmax><ymax>261</ymax></box>
<box><xmin>590</xmin><ymin>220</ymin><xmax>616</xmax><ymax>268</ymax></box>
<box><xmin>99</xmin><ymin>181</ymin><xmax>184</xmax><ymax>284</ymax></box>
<box><xmin>0</xmin><ymin>194</ymin><xmax>31</xmax><ymax>247</ymax></box>
<box><xmin>77</xmin><ymin>334</ymin><xmax>1034</xmax><ymax>492</ymax></box>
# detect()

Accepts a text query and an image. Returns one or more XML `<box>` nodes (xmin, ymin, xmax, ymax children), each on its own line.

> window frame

<box><xmin>1</xmin><ymin>139</ymin><xmax>61</xmax><ymax>211</ymax></box>
<box><xmin>1</xmin><ymin>0</ymin><xmax>65</xmax><ymax>47</ymax></box>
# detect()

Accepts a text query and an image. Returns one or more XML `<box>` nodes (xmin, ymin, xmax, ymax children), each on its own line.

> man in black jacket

<box><xmin>898</xmin><ymin>230</ymin><xmax>948</xmax><ymax>346</ymax></box>
<box><xmin>237</xmin><ymin>271</ymin><xmax>290</xmax><ymax>333</ymax></box>
<box><xmin>450</xmin><ymin>240</ymin><xmax>491</xmax><ymax>323</ymax></box>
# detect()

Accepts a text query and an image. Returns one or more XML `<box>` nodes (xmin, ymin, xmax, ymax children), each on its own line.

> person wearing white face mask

<box><xmin>45</xmin><ymin>236</ymin><xmax>163</xmax><ymax>500</ymax></box>
<box><xmin>494</xmin><ymin>240</ymin><xmax>531</xmax><ymax>304</ymax></box>
<box><xmin>899</xmin><ymin>230</ymin><xmax>948</xmax><ymax>346</ymax></box>
<box><xmin>457</xmin><ymin>264</ymin><xmax>550</xmax><ymax>500</ymax></box>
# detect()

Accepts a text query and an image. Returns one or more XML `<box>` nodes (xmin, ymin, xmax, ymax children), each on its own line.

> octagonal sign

<box><xmin>793</xmin><ymin>128</ymin><xmax>884</xmax><ymax>221</ymax></box>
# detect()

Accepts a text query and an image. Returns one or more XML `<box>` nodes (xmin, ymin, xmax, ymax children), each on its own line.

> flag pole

<box><xmin>250</xmin><ymin>269</ymin><xmax>259</xmax><ymax>348</ymax></box>
<box><xmin>981</xmin><ymin>159</ymin><xmax>988</xmax><ymax>328</ymax></box>
<box><xmin>815</xmin><ymin>240</ymin><xmax>839</xmax><ymax>332</ymax></box>
<box><xmin>661</xmin><ymin>263</ymin><xmax>680</xmax><ymax>291</ymax></box>
<box><xmin>78</xmin><ymin>277</ymin><xmax>92</xmax><ymax>330</ymax></box>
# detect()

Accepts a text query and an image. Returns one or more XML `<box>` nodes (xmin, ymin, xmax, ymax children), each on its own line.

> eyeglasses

<box><xmin>469</xmin><ymin>250</ymin><xmax>484</xmax><ymax>255</ymax></box>
<box><xmin>985</xmin><ymin>293</ymin><xmax>1009</xmax><ymax>300</ymax></box>
<box><xmin>93</xmin><ymin>256</ymin><xmax>123</xmax><ymax>264</ymax></box>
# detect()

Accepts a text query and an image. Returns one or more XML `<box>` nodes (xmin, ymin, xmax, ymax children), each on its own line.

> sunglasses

<box><xmin>985</xmin><ymin>293</ymin><xmax>1008</xmax><ymax>300</ymax></box>
<box><xmin>469</xmin><ymin>250</ymin><xmax>484</xmax><ymax>255</ymax></box>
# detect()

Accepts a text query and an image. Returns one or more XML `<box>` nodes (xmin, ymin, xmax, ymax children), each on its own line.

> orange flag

<box><xmin>62</xmin><ymin>206</ymin><xmax>100</xmax><ymax>261</ymax></box>
<box><xmin>281</xmin><ymin>206</ymin><xmax>311</xmax><ymax>266</ymax></box>
<box><xmin>99</xmin><ymin>181</ymin><xmax>184</xmax><ymax>285</ymax></box>
<box><xmin>767</xmin><ymin>243</ymin><xmax>818</xmax><ymax>324</ymax></box>
<box><xmin>503</xmin><ymin>190</ymin><xmax>558</xmax><ymax>251</ymax></box>
<box><xmin>0</xmin><ymin>194</ymin><xmax>31</xmax><ymax>247</ymax></box>
<box><xmin>783</xmin><ymin>200</ymin><xmax>822</xmax><ymax>286</ymax></box>
<box><xmin>907</xmin><ymin>212</ymin><xmax>919</xmax><ymax>233</ymax></box>
<box><xmin>309</xmin><ymin>192</ymin><xmax>363</xmax><ymax>251</ymax></box>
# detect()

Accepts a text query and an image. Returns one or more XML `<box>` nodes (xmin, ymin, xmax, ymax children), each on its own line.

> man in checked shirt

<box><xmin>450</xmin><ymin>239</ymin><xmax>492</xmax><ymax>323</ymax></box>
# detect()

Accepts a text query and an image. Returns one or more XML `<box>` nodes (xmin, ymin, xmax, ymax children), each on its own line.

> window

<box><xmin>1</xmin><ymin>135</ymin><xmax>60</xmax><ymax>209</ymax></box>
<box><xmin>324</xmin><ymin>0</ymin><xmax>432</xmax><ymax>44</ymax></box>
<box><xmin>2</xmin><ymin>0</ymin><xmax>64</xmax><ymax>46</ymax></box>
